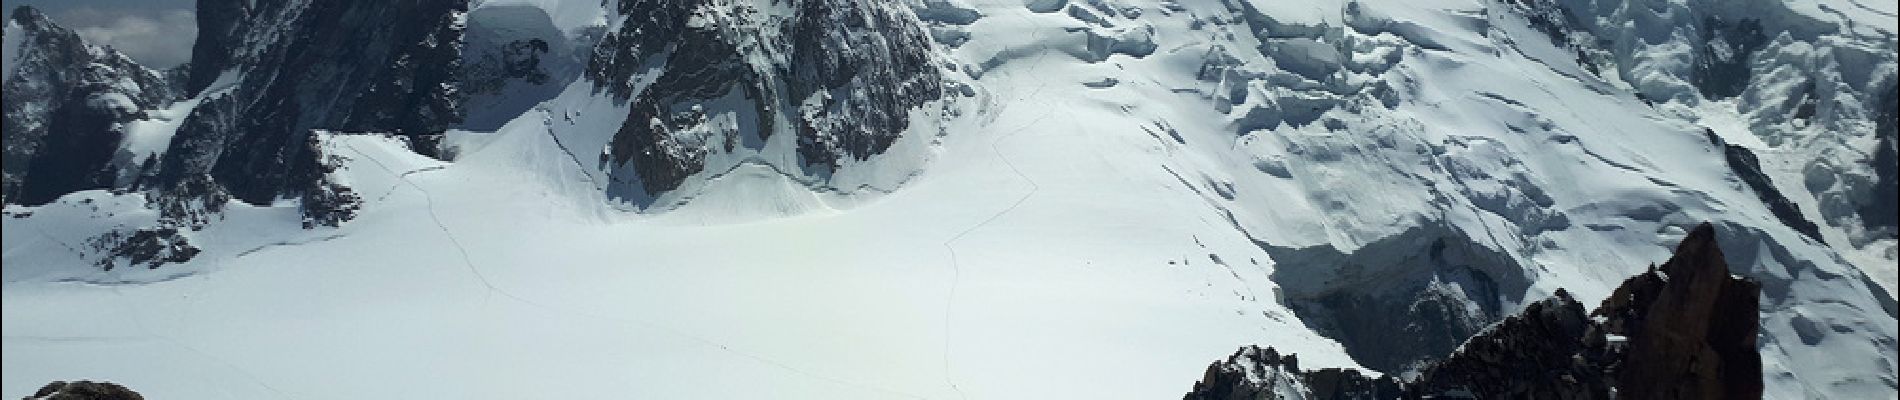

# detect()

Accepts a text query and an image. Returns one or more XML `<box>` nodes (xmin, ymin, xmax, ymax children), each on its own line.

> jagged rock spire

<box><xmin>1594</xmin><ymin>223</ymin><xmax>1764</xmax><ymax>399</ymax></box>
<box><xmin>1187</xmin><ymin>223</ymin><xmax>1764</xmax><ymax>400</ymax></box>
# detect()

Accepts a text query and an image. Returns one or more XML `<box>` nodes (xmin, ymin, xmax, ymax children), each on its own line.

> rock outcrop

<box><xmin>1183</xmin><ymin>345</ymin><xmax>1406</xmax><ymax>400</ymax></box>
<box><xmin>1184</xmin><ymin>346</ymin><xmax>1318</xmax><ymax>400</ymax></box>
<box><xmin>1187</xmin><ymin>223</ymin><xmax>1763</xmax><ymax>400</ymax></box>
<box><xmin>1593</xmin><ymin>223</ymin><xmax>1764</xmax><ymax>399</ymax></box>
<box><xmin>586</xmin><ymin>0</ymin><xmax>946</xmax><ymax>201</ymax></box>
<box><xmin>1704</xmin><ymin>129</ymin><xmax>1825</xmax><ymax>243</ymax></box>
<box><xmin>22</xmin><ymin>381</ymin><xmax>142</xmax><ymax>400</ymax></box>
<box><xmin>1863</xmin><ymin>85</ymin><xmax>1899</xmax><ymax>241</ymax></box>
<box><xmin>1406</xmin><ymin>290</ymin><xmax>1613</xmax><ymax>399</ymax></box>
<box><xmin>86</xmin><ymin>227</ymin><xmax>202</xmax><ymax>270</ymax></box>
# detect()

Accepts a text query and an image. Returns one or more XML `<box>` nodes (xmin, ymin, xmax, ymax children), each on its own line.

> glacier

<box><xmin>2</xmin><ymin>0</ymin><xmax>1896</xmax><ymax>399</ymax></box>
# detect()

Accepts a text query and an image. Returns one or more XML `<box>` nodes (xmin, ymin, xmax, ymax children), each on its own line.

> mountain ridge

<box><xmin>1</xmin><ymin>0</ymin><xmax>1894</xmax><ymax>398</ymax></box>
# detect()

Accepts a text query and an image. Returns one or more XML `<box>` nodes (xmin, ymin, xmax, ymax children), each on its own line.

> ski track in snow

<box><xmin>27</xmin><ymin>226</ymin><xmax>83</xmax><ymax>260</ymax></box>
<box><xmin>1844</xmin><ymin>0</ymin><xmax>1899</xmax><ymax>17</ymax></box>
<box><xmin>0</xmin><ymin>284</ymin><xmax>273</xmax><ymax>399</ymax></box>
<box><xmin>536</xmin><ymin>111</ymin><xmax>609</xmax><ymax>194</ymax></box>
<box><xmin>372</xmin><ymin>166</ymin><xmax>448</xmax><ymax>203</ymax></box>
<box><xmin>938</xmin><ymin>17</ymin><xmax>1061</xmax><ymax>398</ymax></box>
<box><xmin>231</xmin><ymin>234</ymin><xmax>347</xmax><ymax>260</ymax></box>
<box><xmin>102</xmin><ymin>285</ymin><xmax>298</xmax><ymax>400</ymax></box>
<box><xmin>335</xmin><ymin>141</ymin><xmax>934</xmax><ymax>400</ymax></box>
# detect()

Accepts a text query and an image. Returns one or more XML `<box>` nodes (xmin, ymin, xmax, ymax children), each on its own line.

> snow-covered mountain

<box><xmin>2</xmin><ymin>0</ymin><xmax>1895</xmax><ymax>399</ymax></box>
<box><xmin>2</xmin><ymin>7</ymin><xmax>179</xmax><ymax>206</ymax></box>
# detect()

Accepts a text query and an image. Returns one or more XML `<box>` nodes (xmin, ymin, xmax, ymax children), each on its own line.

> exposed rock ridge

<box><xmin>1593</xmin><ymin>223</ymin><xmax>1764</xmax><ymax>399</ymax></box>
<box><xmin>151</xmin><ymin>0</ymin><xmax>467</xmax><ymax>214</ymax></box>
<box><xmin>585</xmin><ymin>0</ymin><xmax>946</xmax><ymax>201</ymax></box>
<box><xmin>1406</xmin><ymin>290</ymin><xmax>1612</xmax><ymax>399</ymax></box>
<box><xmin>1</xmin><ymin>6</ymin><xmax>179</xmax><ymax>205</ymax></box>
<box><xmin>1187</xmin><ymin>223</ymin><xmax>1763</xmax><ymax>400</ymax></box>
<box><xmin>1701</xmin><ymin>128</ymin><xmax>1826</xmax><ymax>244</ymax></box>
<box><xmin>21</xmin><ymin>381</ymin><xmax>143</xmax><ymax>400</ymax></box>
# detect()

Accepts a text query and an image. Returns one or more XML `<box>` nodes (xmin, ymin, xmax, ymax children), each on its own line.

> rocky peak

<box><xmin>1405</xmin><ymin>289</ymin><xmax>1613</xmax><ymax>399</ymax></box>
<box><xmin>1593</xmin><ymin>222</ymin><xmax>1764</xmax><ymax>399</ymax></box>
<box><xmin>1184</xmin><ymin>345</ymin><xmax>1404</xmax><ymax>400</ymax></box>
<box><xmin>2</xmin><ymin>0</ymin><xmax>468</xmax><ymax>272</ymax></box>
<box><xmin>183</xmin><ymin>0</ymin><xmax>250</xmax><ymax>96</ymax></box>
<box><xmin>1184</xmin><ymin>346</ymin><xmax>1313</xmax><ymax>400</ymax></box>
<box><xmin>149</xmin><ymin>0</ymin><xmax>467</xmax><ymax>220</ymax></box>
<box><xmin>3</xmin><ymin>6</ymin><xmax>176</xmax><ymax>109</ymax></box>
<box><xmin>2</xmin><ymin>6</ymin><xmax>177</xmax><ymax>205</ymax></box>
<box><xmin>586</xmin><ymin>0</ymin><xmax>947</xmax><ymax>202</ymax></box>
<box><xmin>1187</xmin><ymin>223</ymin><xmax>1764</xmax><ymax>399</ymax></box>
<box><xmin>9</xmin><ymin>5</ymin><xmax>52</xmax><ymax>29</ymax></box>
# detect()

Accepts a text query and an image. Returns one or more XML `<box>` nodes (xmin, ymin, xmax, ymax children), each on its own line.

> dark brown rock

<box><xmin>1593</xmin><ymin>222</ymin><xmax>1763</xmax><ymax>399</ymax></box>
<box><xmin>24</xmin><ymin>381</ymin><xmax>142</xmax><ymax>400</ymax></box>
<box><xmin>1409</xmin><ymin>290</ymin><xmax>1611</xmax><ymax>400</ymax></box>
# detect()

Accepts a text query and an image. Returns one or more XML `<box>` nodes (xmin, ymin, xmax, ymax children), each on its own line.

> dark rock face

<box><xmin>147</xmin><ymin>93</ymin><xmax>239</xmax><ymax>224</ymax></box>
<box><xmin>23</xmin><ymin>381</ymin><xmax>143</xmax><ymax>400</ymax></box>
<box><xmin>1862</xmin><ymin>85</ymin><xmax>1899</xmax><ymax>240</ymax></box>
<box><xmin>459</xmin><ymin>5</ymin><xmax>587</xmax><ymax>131</ymax></box>
<box><xmin>184</xmin><ymin>0</ymin><xmax>248</xmax><ymax>96</ymax></box>
<box><xmin>0</xmin><ymin>1</ymin><xmax>464</xmax><ymax>270</ymax></box>
<box><xmin>1407</xmin><ymin>290</ymin><xmax>1613</xmax><ymax>399</ymax></box>
<box><xmin>6</xmin><ymin>0</ymin><xmax>464</xmax><ymax>230</ymax></box>
<box><xmin>1692</xmin><ymin>17</ymin><xmax>1767</xmax><ymax>100</ymax></box>
<box><xmin>2</xmin><ymin>7</ymin><xmax>178</xmax><ymax>205</ymax></box>
<box><xmin>1301</xmin><ymin>368</ymin><xmax>1403</xmax><ymax>400</ymax></box>
<box><xmin>86</xmin><ymin>227</ymin><xmax>201</xmax><ymax>270</ymax></box>
<box><xmin>16</xmin><ymin>88</ymin><xmax>136</xmax><ymax>203</ymax></box>
<box><xmin>1195</xmin><ymin>223</ymin><xmax>1763</xmax><ymax>400</ymax></box>
<box><xmin>155</xmin><ymin>0</ymin><xmax>466</xmax><ymax>209</ymax></box>
<box><xmin>300</xmin><ymin>134</ymin><xmax>362</xmax><ymax>229</ymax></box>
<box><xmin>1594</xmin><ymin>223</ymin><xmax>1764</xmax><ymax>399</ymax></box>
<box><xmin>1265</xmin><ymin>226</ymin><xmax>1531</xmax><ymax>374</ymax></box>
<box><xmin>1704</xmin><ymin>129</ymin><xmax>1826</xmax><ymax>243</ymax></box>
<box><xmin>587</xmin><ymin>0</ymin><xmax>945</xmax><ymax>200</ymax></box>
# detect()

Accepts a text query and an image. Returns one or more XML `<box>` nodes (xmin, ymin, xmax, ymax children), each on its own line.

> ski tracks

<box><xmin>341</xmin><ymin>142</ymin><xmax>930</xmax><ymax>399</ymax></box>
<box><xmin>937</xmin><ymin>11</ymin><xmax>1066</xmax><ymax>397</ymax></box>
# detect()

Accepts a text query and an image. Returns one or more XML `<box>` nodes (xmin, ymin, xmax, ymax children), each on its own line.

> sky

<box><xmin>4</xmin><ymin>0</ymin><xmax>196</xmax><ymax>68</ymax></box>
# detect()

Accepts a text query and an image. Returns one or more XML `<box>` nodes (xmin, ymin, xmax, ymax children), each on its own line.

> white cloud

<box><xmin>62</xmin><ymin>7</ymin><xmax>195</xmax><ymax>68</ymax></box>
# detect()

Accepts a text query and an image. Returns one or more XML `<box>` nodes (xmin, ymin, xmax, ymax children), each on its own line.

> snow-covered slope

<box><xmin>4</xmin><ymin>0</ymin><xmax>1896</xmax><ymax>399</ymax></box>
<box><xmin>1547</xmin><ymin>0</ymin><xmax>1900</xmax><ymax>297</ymax></box>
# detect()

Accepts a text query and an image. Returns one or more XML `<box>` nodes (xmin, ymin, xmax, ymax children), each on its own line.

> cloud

<box><xmin>59</xmin><ymin>7</ymin><xmax>195</xmax><ymax>68</ymax></box>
